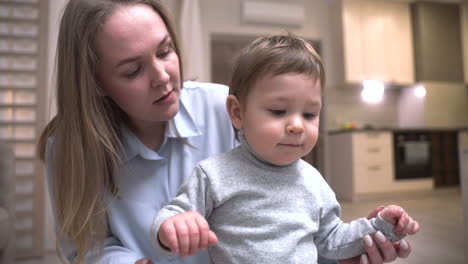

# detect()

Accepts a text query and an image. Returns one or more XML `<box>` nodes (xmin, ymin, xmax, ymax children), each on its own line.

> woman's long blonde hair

<box><xmin>37</xmin><ymin>0</ymin><xmax>183</xmax><ymax>262</ymax></box>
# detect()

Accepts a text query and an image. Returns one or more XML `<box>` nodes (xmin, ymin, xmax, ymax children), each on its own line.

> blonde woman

<box><xmin>38</xmin><ymin>0</ymin><xmax>414</xmax><ymax>263</ymax></box>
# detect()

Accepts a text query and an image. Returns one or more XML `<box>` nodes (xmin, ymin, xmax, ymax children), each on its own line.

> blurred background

<box><xmin>0</xmin><ymin>0</ymin><xmax>466</xmax><ymax>263</ymax></box>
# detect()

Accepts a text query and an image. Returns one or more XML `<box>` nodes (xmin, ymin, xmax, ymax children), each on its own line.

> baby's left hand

<box><xmin>380</xmin><ymin>205</ymin><xmax>419</xmax><ymax>236</ymax></box>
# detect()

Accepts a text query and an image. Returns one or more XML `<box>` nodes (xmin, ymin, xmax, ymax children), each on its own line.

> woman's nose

<box><xmin>286</xmin><ymin>117</ymin><xmax>304</xmax><ymax>133</ymax></box>
<box><xmin>150</xmin><ymin>59</ymin><xmax>170</xmax><ymax>88</ymax></box>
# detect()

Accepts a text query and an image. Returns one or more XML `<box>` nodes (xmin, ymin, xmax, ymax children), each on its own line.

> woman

<box><xmin>37</xmin><ymin>0</ymin><xmax>413</xmax><ymax>263</ymax></box>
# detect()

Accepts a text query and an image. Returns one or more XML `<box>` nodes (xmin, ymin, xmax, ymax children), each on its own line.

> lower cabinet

<box><xmin>329</xmin><ymin>131</ymin><xmax>433</xmax><ymax>201</ymax></box>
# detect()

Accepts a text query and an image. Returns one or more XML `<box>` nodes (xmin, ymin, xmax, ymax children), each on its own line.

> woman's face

<box><xmin>95</xmin><ymin>4</ymin><xmax>181</xmax><ymax>131</ymax></box>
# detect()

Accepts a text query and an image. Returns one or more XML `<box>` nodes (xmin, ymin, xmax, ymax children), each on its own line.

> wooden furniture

<box><xmin>330</xmin><ymin>0</ymin><xmax>414</xmax><ymax>85</ymax></box>
<box><xmin>431</xmin><ymin>131</ymin><xmax>459</xmax><ymax>187</ymax></box>
<box><xmin>329</xmin><ymin>131</ymin><xmax>432</xmax><ymax>201</ymax></box>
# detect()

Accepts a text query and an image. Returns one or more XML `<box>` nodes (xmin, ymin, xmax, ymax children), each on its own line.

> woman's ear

<box><xmin>226</xmin><ymin>95</ymin><xmax>243</xmax><ymax>129</ymax></box>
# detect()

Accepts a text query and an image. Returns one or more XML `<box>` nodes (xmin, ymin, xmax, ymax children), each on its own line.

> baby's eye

<box><xmin>268</xmin><ymin>109</ymin><xmax>286</xmax><ymax>116</ymax></box>
<box><xmin>303</xmin><ymin>113</ymin><xmax>316</xmax><ymax>120</ymax></box>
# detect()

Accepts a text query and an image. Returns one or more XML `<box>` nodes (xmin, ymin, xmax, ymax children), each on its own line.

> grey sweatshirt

<box><xmin>151</xmin><ymin>142</ymin><xmax>403</xmax><ymax>263</ymax></box>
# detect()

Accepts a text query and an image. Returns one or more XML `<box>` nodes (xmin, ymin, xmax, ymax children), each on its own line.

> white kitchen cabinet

<box><xmin>332</xmin><ymin>0</ymin><xmax>415</xmax><ymax>85</ymax></box>
<box><xmin>329</xmin><ymin>131</ymin><xmax>432</xmax><ymax>201</ymax></box>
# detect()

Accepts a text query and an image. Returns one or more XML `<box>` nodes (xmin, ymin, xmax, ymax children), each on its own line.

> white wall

<box><xmin>398</xmin><ymin>86</ymin><xmax>425</xmax><ymax>128</ymax></box>
<box><xmin>199</xmin><ymin>0</ymin><xmax>333</xmax><ymax>83</ymax></box>
<box><xmin>327</xmin><ymin>88</ymin><xmax>400</xmax><ymax>130</ymax></box>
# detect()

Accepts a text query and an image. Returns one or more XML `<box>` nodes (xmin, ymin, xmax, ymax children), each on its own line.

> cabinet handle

<box><xmin>367</xmin><ymin>165</ymin><xmax>381</xmax><ymax>171</ymax></box>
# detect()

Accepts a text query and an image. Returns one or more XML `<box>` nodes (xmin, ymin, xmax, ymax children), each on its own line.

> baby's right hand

<box><xmin>158</xmin><ymin>211</ymin><xmax>218</xmax><ymax>257</ymax></box>
<box><xmin>380</xmin><ymin>205</ymin><xmax>419</xmax><ymax>236</ymax></box>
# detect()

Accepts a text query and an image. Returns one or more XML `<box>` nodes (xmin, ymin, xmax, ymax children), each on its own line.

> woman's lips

<box><xmin>279</xmin><ymin>143</ymin><xmax>303</xmax><ymax>147</ymax></box>
<box><xmin>154</xmin><ymin>91</ymin><xmax>173</xmax><ymax>104</ymax></box>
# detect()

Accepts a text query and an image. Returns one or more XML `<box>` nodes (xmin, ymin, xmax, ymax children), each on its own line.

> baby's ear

<box><xmin>226</xmin><ymin>95</ymin><xmax>243</xmax><ymax>129</ymax></box>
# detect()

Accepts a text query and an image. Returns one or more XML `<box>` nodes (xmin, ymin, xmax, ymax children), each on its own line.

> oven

<box><xmin>393</xmin><ymin>131</ymin><xmax>432</xmax><ymax>179</ymax></box>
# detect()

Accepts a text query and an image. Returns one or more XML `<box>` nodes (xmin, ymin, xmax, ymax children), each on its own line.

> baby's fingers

<box><xmin>196</xmin><ymin>216</ymin><xmax>210</xmax><ymax>251</ymax></box>
<box><xmin>208</xmin><ymin>230</ymin><xmax>218</xmax><ymax>245</ymax></box>
<box><xmin>159</xmin><ymin>220</ymin><xmax>180</xmax><ymax>253</ymax></box>
<box><xmin>394</xmin><ymin>212</ymin><xmax>410</xmax><ymax>235</ymax></box>
<box><xmin>404</xmin><ymin>217</ymin><xmax>420</xmax><ymax>235</ymax></box>
<box><xmin>174</xmin><ymin>219</ymin><xmax>191</xmax><ymax>257</ymax></box>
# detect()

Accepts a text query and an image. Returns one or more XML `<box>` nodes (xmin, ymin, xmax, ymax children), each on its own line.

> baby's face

<box><xmin>240</xmin><ymin>73</ymin><xmax>322</xmax><ymax>166</ymax></box>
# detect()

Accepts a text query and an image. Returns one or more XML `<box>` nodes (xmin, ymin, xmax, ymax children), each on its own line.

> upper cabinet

<box><xmin>331</xmin><ymin>0</ymin><xmax>415</xmax><ymax>85</ymax></box>
<box><xmin>411</xmin><ymin>2</ymin><xmax>464</xmax><ymax>83</ymax></box>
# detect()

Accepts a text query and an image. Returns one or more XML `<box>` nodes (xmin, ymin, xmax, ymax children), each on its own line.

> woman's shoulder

<box><xmin>181</xmin><ymin>81</ymin><xmax>228</xmax><ymax>99</ymax></box>
<box><xmin>180</xmin><ymin>81</ymin><xmax>229</xmax><ymax>112</ymax></box>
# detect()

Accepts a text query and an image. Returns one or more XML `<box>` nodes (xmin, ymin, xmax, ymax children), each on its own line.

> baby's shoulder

<box><xmin>196</xmin><ymin>147</ymin><xmax>241</xmax><ymax>174</ymax></box>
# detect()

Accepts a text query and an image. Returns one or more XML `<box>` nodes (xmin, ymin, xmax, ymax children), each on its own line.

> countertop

<box><xmin>328</xmin><ymin>127</ymin><xmax>468</xmax><ymax>135</ymax></box>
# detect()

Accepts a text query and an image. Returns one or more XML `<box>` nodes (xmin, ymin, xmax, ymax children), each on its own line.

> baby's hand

<box><xmin>380</xmin><ymin>205</ymin><xmax>419</xmax><ymax>236</ymax></box>
<box><xmin>158</xmin><ymin>211</ymin><xmax>218</xmax><ymax>258</ymax></box>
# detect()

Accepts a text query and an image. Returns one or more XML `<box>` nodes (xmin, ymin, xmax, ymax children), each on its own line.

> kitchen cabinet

<box><xmin>332</xmin><ymin>0</ymin><xmax>414</xmax><ymax>85</ymax></box>
<box><xmin>431</xmin><ymin>131</ymin><xmax>459</xmax><ymax>187</ymax></box>
<box><xmin>411</xmin><ymin>2</ymin><xmax>464</xmax><ymax>83</ymax></box>
<box><xmin>329</xmin><ymin>131</ymin><xmax>432</xmax><ymax>201</ymax></box>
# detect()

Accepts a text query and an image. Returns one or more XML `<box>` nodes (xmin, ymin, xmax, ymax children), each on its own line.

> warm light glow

<box><xmin>361</xmin><ymin>80</ymin><xmax>384</xmax><ymax>104</ymax></box>
<box><xmin>413</xmin><ymin>85</ymin><xmax>426</xmax><ymax>98</ymax></box>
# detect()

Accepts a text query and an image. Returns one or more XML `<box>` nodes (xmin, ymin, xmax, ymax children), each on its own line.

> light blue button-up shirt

<box><xmin>47</xmin><ymin>82</ymin><xmax>237</xmax><ymax>264</ymax></box>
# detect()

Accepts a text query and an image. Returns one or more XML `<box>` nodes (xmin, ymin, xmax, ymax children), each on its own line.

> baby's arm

<box><xmin>313</xmin><ymin>173</ymin><xmax>419</xmax><ymax>260</ymax></box>
<box><xmin>151</xmin><ymin>165</ymin><xmax>216</xmax><ymax>257</ymax></box>
<box><xmin>158</xmin><ymin>211</ymin><xmax>218</xmax><ymax>258</ymax></box>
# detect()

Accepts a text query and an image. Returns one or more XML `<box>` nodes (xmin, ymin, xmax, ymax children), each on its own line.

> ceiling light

<box><xmin>361</xmin><ymin>80</ymin><xmax>385</xmax><ymax>104</ymax></box>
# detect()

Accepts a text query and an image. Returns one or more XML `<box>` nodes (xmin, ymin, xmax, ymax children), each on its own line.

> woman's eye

<box><xmin>125</xmin><ymin>67</ymin><xmax>141</xmax><ymax>79</ymax></box>
<box><xmin>157</xmin><ymin>46</ymin><xmax>173</xmax><ymax>58</ymax></box>
<box><xmin>303</xmin><ymin>113</ymin><xmax>316</xmax><ymax>120</ymax></box>
<box><xmin>268</xmin><ymin>109</ymin><xmax>286</xmax><ymax>116</ymax></box>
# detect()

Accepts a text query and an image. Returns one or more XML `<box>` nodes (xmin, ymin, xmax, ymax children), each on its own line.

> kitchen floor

<box><xmin>16</xmin><ymin>188</ymin><xmax>464</xmax><ymax>264</ymax></box>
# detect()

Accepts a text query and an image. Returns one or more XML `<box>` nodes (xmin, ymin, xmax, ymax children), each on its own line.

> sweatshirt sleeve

<box><xmin>151</xmin><ymin>164</ymin><xmax>213</xmax><ymax>255</ymax></box>
<box><xmin>313</xmin><ymin>179</ymin><xmax>405</xmax><ymax>260</ymax></box>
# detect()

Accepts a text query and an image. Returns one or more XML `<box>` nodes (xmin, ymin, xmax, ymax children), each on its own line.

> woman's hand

<box><xmin>338</xmin><ymin>207</ymin><xmax>413</xmax><ymax>264</ymax></box>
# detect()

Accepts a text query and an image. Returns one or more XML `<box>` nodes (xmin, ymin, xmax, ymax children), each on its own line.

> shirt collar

<box><xmin>166</xmin><ymin>92</ymin><xmax>201</xmax><ymax>138</ymax></box>
<box><xmin>120</xmin><ymin>91</ymin><xmax>201</xmax><ymax>162</ymax></box>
